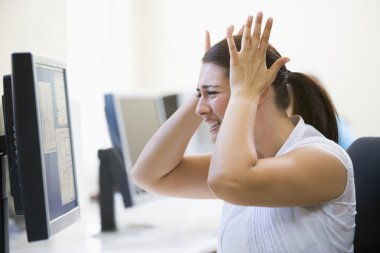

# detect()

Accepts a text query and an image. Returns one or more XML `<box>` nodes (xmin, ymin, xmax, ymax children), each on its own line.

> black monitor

<box><xmin>1</xmin><ymin>52</ymin><xmax>80</xmax><ymax>243</ymax></box>
<box><xmin>2</xmin><ymin>75</ymin><xmax>23</xmax><ymax>216</ymax></box>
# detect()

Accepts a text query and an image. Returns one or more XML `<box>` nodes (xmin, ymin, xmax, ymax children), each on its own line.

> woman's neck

<box><xmin>255</xmin><ymin>113</ymin><xmax>295</xmax><ymax>159</ymax></box>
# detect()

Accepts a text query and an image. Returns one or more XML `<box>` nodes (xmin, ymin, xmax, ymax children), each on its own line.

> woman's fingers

<box><xmin>259</xmin><ymin>18</ymin><xmax>273</xmax><ymax>56</ymax></box>
<box><xmin>205</xmin><ymin>30</ymin><xmax>211</xmax><ymax>51</ymax></box>
<box><xmin>251</xmin><ymin>12</ymin><xmax>263</xmax><ymax>49</ymax></box>
<box><xmin>230</xmin><ymin>13</ymin><xmax>280</xmax><ymax>67</ymax></box>
<box><xmin>239</xmin><ymin>13</ymin><xmax>270</xmax><ymax>56</ymax></box>
<box><xmin>241</xmin><ymin>16</ymin><xmax>253</xmax><ymax>52</ymax></box>
<box><xmin>226</xmin><ymin>25</ymin><xmax>238</xmax><ymax>61</ymax></box>
<box><xmin>268</xmin><ymin>57</ymin><xmax>290</xmax><ymax>82</ymax></box>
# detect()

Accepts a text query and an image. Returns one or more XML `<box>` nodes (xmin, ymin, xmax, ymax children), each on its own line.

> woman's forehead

<box><xmin>198</xmin><ymin>63</ymin><xmax>229</xmax><ymax>88</ymax></box>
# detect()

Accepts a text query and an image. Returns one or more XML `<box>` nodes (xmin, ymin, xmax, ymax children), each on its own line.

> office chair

<box><xmin>346</xmin><ymin>137</ymin><xmax>380</xmax><ymax>252</ymax></box>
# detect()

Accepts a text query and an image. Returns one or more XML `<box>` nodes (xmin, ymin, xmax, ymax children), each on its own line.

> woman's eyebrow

<box><xmin>198</xmin><ymin>85</ymin><xmax>220</xmax><ymax>90</ymax></box>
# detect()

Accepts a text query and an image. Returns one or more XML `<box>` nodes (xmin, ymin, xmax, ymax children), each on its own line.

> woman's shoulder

<box><xmin>281</xmin><ymin>116</ymin><xmax>353</xmax><ymax>171</ymax></box>
<box><xmin>288</xmin><ymin>120</ymin><xmax>356</xmax><ymax>204</ymax></box>
<box><xmin>295</xmin><ymin>129</ymin><xmax>352</xmax><ymax>170</ymax></box>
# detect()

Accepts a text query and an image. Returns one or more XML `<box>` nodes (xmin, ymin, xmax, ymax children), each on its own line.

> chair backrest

<box><xmin>346</xmin><ymin>137</ymin><xmax>380</xmax><ymax>252</ymax></box>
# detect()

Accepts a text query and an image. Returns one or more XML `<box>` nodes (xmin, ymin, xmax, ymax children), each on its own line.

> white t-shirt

<box><xmin>217</xmin><ymin>116</ymin><xmax>356</xmax><ymax>253</ymax></box>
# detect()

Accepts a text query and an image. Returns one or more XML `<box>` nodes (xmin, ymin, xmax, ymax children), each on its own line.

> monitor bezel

<box><xmin>2</xmin><ymin>74</ymin><xmax>24</xmax><ymax>215</ymax></box>
<box><xmin>11</xmin><ymin>52</ymin><xmax>80</xmax><ymax>242</ymax></box>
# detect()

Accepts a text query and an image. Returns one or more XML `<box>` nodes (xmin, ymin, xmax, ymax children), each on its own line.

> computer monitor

<box><xmin>2</xmin><ymin>52</ymin><xmax>80</xmax><ymax>242</ymax></box>
<box><xmin>2</xmin><ymin>75</ymin><xmax>23</xmax><ymax>215</ymax></box>
<box><xmin>106</xmin><ymin>93</ymin><xmax>178</xmax><ymax>203</ymax></box>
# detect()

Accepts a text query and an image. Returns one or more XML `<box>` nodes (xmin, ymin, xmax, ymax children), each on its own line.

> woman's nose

<box><xmin>195</xmin><ymin>96</ymin><xmax>211</xmax><ymax>116</ymax></box>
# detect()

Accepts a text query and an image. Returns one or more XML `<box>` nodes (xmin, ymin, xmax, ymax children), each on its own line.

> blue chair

<box><xmin>347</xmin><ymin>137</ymin><xmax>380</xmax><ymax>252</ymax></box>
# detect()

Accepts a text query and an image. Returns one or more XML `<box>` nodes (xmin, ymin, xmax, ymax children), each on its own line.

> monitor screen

<box><xmin>108</xmin><ymin>94</ymin><xmax>177</xmax><ymax>202</ymax></box>
<box><xmin>116</xmin><ymin>96</ymin><xmax>164</xmax><ymax>167</ymax></box>
<box><xmin>8</xmin><ymin>53</ymin><xmax>80</xmax><ymax>242</ymax></box>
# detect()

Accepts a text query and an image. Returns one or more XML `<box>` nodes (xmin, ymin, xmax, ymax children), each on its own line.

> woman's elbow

<box><xmin>129</xmin><ymin>167</ymin><xmax>149</xmax><ymax>189</ymax></box>
<box><xmin>207</xmin><ymin>171</ymin><xmax>255</xmax><ymax>205</ymax></box>
<box><xmin>129</xmin><ymin>166</ymin><xmax>166</xmax><ymax>193</ymax></box>
<box><xmin>207</xmin><ymin>173</ymin><xmax>235</xmax><ymax>198</ymax></box>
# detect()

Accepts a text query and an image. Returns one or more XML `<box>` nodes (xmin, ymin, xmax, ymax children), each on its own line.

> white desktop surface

<box><xmin>10</xmin><ymin>196</ymin><xmax>223</xmax><ymax>253</ymax></box>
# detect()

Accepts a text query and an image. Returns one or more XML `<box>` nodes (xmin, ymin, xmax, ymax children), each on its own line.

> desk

<box><xmin>10</xmin><ymin>196</ymin><xmax>223</xmax><ymax>253</ymax></box>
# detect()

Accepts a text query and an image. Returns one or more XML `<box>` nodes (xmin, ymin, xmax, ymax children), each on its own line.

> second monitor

<box><xmin>105</xmin><ymin>93</ymin><xmax>178</xmax><ymax>204</ymax></box>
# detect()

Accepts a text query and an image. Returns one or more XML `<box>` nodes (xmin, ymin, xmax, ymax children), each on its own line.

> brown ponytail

<box><xmin>286</xmin><ymin>73</ymin><xmax>339</xmax><ymax>142</ymax></box>
<box><xmin>203</xmin><ymin>35</ymin><xmax>339</xmax><ymax>143</ymax></box>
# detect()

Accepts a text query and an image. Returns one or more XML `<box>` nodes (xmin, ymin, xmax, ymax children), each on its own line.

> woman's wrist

<box><xmin>230</xmin><ymin>88</ymin><xmax>261</xmax><ymax>107</ymax></box>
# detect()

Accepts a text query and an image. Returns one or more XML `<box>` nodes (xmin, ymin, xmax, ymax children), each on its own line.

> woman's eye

<box><xmin>196</xmin><ymin>91</ymin><xmax>218</xmax><ymax>98</ymax></box>
<box><xmin>208</xmin><ymin>91</ymin><xmax>218</xmax><ymax>96</ymax></box>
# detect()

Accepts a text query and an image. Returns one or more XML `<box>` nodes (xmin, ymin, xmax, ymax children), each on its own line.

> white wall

<box><xmin>66</xmin><ymin>0</ymin><xmax>137</xmax><ymax>195</ymax></box>
<box><xmin>126</xmin><ymin>0</ymin><xmax>380</xmax><ymax>138</ymax></box>
<box><xmin>0</xmin><ymin>0</ymin><xmax>67</xmax><ymax>77</ymax></box>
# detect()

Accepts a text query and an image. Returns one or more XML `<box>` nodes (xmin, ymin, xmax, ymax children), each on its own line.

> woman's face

<box><xmin>196</xmin><ymin>63</ymin><xmax>230</xmax><ymax>143</ymax></box>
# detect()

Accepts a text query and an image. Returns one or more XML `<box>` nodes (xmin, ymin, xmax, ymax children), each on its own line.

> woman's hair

<box><xmin>202</xmin><ymin>35</ymin><xmax>339</xmax><ymax>143</ymax></box>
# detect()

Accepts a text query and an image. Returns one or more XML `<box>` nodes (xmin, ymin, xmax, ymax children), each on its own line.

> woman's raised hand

<box><xmin>226</xmin><ymin>12</ymin><xmax>289</xmax><ymax>99</ymax></box>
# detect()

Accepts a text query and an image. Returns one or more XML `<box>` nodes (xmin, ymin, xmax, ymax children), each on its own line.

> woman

<box><xmin>131</xmin><ymin>12</ymin><xmax>355</xmax><ymax>252</ymax></box>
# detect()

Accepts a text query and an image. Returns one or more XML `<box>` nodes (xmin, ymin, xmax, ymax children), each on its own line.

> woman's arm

<box><xmin>207</xmin><ymin>13</ymin><xmax>347</xmax><ymax>207</ymax></box>
<box><xmin>130</xmin><ymin>95</ymin><xmax>216</xmax><ymax>198</ymax></box>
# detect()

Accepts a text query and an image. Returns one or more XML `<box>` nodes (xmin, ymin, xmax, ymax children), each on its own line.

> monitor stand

<box><xmin>98</xmin><ymin>147</ymin><xmax>133</xmax><ymax>232</ymax></box>
<box><xmin>98</xmin><ymin>148</ymin><xmax>117</xmax><ymax>231</ymax></box>
<box><xmin>1</xmin><ymin>135</ymin><xmax>10</xmax><ymax>253</ymax></box>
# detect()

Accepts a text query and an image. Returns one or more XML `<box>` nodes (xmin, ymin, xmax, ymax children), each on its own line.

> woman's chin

<box><xmin>210</xmin><ymin>126</ymin><xmax>220</xmax><ymax>144</ymax></box>
<box><xmin>211</xmin><ymin>133</ymin><xmax>218</xmax><ymax>144</ymax></box>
